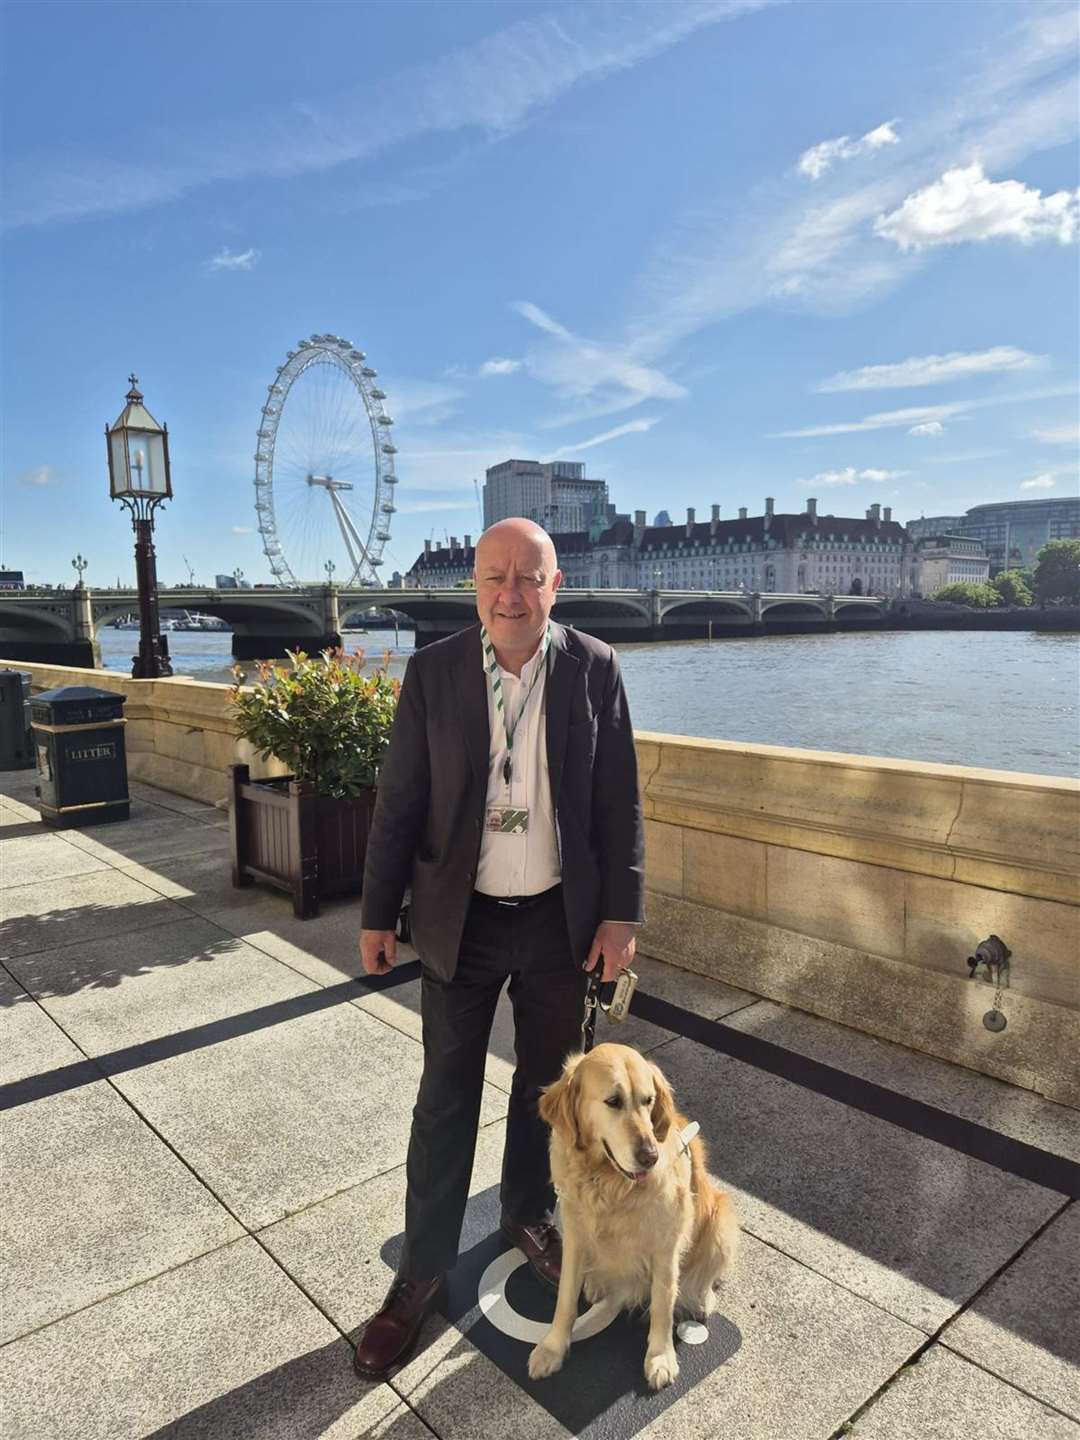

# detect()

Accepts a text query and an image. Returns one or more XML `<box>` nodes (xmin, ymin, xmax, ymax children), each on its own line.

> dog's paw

<box><xmin>644</xmin><ymin>1347</ymin><xmax>680</xmax><ymax>1391</ymax></box>
<box><xmin>528</xmin><ymin>1339</ymin><xmax>567</xmax><ymax>1380</ymax></box>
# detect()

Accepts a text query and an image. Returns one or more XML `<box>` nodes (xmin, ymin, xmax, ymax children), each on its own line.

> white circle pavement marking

<box><xmin>676</xmin><ymin>1321</ymin><xmax>709</xmax><ymax>1345</ymax></box>
<box><xmin>477</xmin><ymin>1249</ymin><xmax>619</xmax><ymax>1344</ymax></box>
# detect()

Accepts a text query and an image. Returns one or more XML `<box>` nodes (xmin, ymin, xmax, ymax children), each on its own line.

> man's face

<box><xmin>474</xmin><ymin>529</ymin><xmax>561</xmax><ymax>659</ymax></box>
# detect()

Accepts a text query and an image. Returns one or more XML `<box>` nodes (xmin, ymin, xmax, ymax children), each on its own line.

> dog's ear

<box><xmin>540</xmin><ymin>1053</ymin><xmax>585</xmax><ymax>1149</ymax></box>
<box><xmin>649</xmin><ymin>1064</ymin><xmax>676</xmax><ymax>1142</ymax></box>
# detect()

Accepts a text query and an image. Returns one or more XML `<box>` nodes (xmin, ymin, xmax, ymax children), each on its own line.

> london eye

<box><xmin>254</xmin><ymin>334</ymin><xmax>398</xmax><ymax>585</ymax></box>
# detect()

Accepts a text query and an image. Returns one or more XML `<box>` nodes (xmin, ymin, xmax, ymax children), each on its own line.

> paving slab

<box><xmin>724</xmin><ymin>1000</ymin><xmax>1080</xmax><ymax>1164</ymax></box>
<box><xmin>0</xmin><ymin>831</ymin><xmax>109</xmax><ymax>889</ymax></box>
<box><xmin>128</xmin><ymin>779</ymin><xmax>228</xmax><ymax>822</ymax></box>
<box><xmin>0</xmin><ymin>797</ymin><xmax>41</xmax><ymax>828</ymax></box>
<box><xmin>0</xmin><ymin>865</ymin><xmax>186</xmax><ymax>961</ymax></box>
<box><xmin>0</xmin><ymin>1079</ymin><xmax>242</xmax><ymax>1344</ymax></box>
<box><xmin>62</xmin><ymin>811</ymin><xmax>230</xmax><ymax>868</ymax></box>
<box><xmin>110</xmin><ymin>999</ymin><xmax>507</xmax><ymax>1229</ymax></box>
<box><xmin>260</xmin><ymin>1118</ymin><xmax>508</xmax><ymax>1333</ymax></box>
<box><xmin>115</xmin><ymin>844</ymin><xmax>280</xmax><ymax>917</ymax></box>
<box><xmin>207</xmin><ymin>891</ymin><xmax>370</xmax><ymax>987</ymax></box>
<box><xmin>0</xmin><ymin>771</ymin><xmax>39</xmax><ymax>804</ymax></box>
<box><xmin>653</xmin><ymin>1036</ymin><xmax>1062</xmax><ymax>1333</ymax></box>
<box><xmin>4</xmin><ymin>912</ymin><xmax>321</xmax><ymax>1056</ymax></box>
<box><xmin>848</xmin><ymin>1344</ymin><xmax>1080</xmax><ymax>1439</ymax></box>
<box><xmin>942</xmin><ymin>1203</ymin><xmax>1080</xmax><ymax>1420</ymax></box>
<box><xmin>0</xmin><ymin>1237</ymin><xmax>432</xmax><ymax>1440</ymax></box>
<box><xmin>0</xmin><ymin>967</ymin><xmax>85</xmax><ymax>1085</ymax></box>
<box><xmin>391</xmin><ymin>1228</ymin><xmax>921</xmax><ymax>1440</ymax></box>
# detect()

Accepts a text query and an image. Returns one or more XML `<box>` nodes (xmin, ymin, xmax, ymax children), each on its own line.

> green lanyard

<box><xmin>480</xmin><ymin>623</ymin><xmax>551</xmax><ymax>787</ymax></box>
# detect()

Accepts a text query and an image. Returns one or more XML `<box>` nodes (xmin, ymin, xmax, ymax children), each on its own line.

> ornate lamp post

<box><xmin>106</xmin><ymin>375</ymin><xmax>173</xmax><ymax>678</ymax></box>
<box><xmin>324</xmin><ymin>559</ymin><xmax>336</xmax><ymax>584</ymax></box>
<box><xmin>71</xmin><ymin>553</ymin><xmax>89</xmax><ymax>587</ymax></box>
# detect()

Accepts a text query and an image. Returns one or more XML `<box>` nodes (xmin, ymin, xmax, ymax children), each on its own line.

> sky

<box><xmin>2</xmin><ymin>0</ymin><xmax>1078</xmax><ymax>587</ymax></box>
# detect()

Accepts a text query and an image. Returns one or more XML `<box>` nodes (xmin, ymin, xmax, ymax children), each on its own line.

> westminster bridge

<box><xmin>0</xmin><ymin>586</ymin><xmax>888</xmax><ymax>666</ymax></box>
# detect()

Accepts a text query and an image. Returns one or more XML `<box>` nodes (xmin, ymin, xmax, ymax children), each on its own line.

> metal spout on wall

<box><xmin>967</xmin><ymin>934</ymin><xmax>1011</xmax><ymax>1032</ymax></box>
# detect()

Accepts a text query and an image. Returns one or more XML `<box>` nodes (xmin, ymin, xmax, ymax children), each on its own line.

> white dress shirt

<box><xmin>475</xmin><ymin>639</ymin><xmax>561</xmax><ymax>898</ymax></box>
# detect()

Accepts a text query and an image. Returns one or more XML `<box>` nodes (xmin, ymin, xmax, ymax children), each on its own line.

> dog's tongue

<box><xmin>631</xmin><ymin>1170</ymin><xmax>648</xmax><ymax>1183</ymax></box>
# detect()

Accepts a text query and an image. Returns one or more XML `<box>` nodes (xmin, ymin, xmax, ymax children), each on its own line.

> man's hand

<box><xmin>584</xmin><ymin>921</ymin><xmax>637</xmax><ymax>982</ymax></box>
<box><xmin>359</xmin><ymin>928</ymin><xmax>398</xmax><ymax>976</ymax></box>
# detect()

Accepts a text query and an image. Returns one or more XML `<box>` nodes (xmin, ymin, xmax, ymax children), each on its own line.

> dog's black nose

<box><xmin>635</xmin><ymin>1143</ymin><xmax>658</xmax><ymax>1169</ymax></box>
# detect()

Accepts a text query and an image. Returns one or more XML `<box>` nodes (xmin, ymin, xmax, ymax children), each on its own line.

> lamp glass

<box><xmin>110</xmin><ymin>429</ymin><xmax>167</xmax><ymax>498</ymax></box>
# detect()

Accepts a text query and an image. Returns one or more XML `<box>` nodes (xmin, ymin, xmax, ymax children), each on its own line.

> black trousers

<box><xmin>399</xmin><ymin>885</ymin><xmax>587</xmax><ymax>1281</ymax></box>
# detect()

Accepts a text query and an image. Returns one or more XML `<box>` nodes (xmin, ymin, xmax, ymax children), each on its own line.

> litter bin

<box><xmin>31</xmin><ymin>685</ymin><xmax>130</xmax><ymax>827</ymax></box>
<box><xmin>0</xmin><ymin>669</ymin><xmax>33</xmax><ymax>770</ymax></box>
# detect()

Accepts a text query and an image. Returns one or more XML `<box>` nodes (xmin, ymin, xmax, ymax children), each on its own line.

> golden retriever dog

<box><xmin>528</xmin><ymin>1042</ymin><xmax>738</xmax><ymax>1391</ymax></box>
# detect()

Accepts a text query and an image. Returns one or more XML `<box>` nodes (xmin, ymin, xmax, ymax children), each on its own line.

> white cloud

<box><xmin>231</xmin><ymin>525</ymin><xmax>252</xmax><ymax>534</ymax></box>
<box><xmin>396</xmin><ymin>498</ymin><xmax>478</xmax><ymax>515</ymax></box>
<box><xmin>927</xmin><ymin>449</ymin><xmax>1004</xmax><ymax>465</ymax></box>
<box><xmin>777</xmin><ymin>402</ymin><xmax>960</xmax><ymax>438</ymax></box>
<box><xmin>1021</xmin><ymin>474</ymin><xmax>1056</xmax><ymax>489</ymax></box>
<box><xmin>7</xmin><ymin>3</ymin><xmax>772</xmax><ymax>228</ymax></box>
<box><xmin>875</xmin><ymin>164</ymin><xmax>1079</xmax><ymax>250</ymax></box>
<box><xmin>205</xmin><ymin>246</ymin><xmax>261</xmax><ymax>272</ymax></box>
<box><xmin>514</xmin><ymin>302</ymin><xmax>573</xmax><ymax>340</ymax></box>
<box><xmin>811</xmin><ymin>466</ymin><xmax>907</xmax><ymax>487</ymax></box>
<box><xmin>478</xmin><ymin>358</ymin><xmax>522</xmax><ymax>376</ymax></box>
<box><xmin>1031</xmin><ymin>423</ymin><xmax>1080</xmax><ymax>444</ymax></box>
<box><xmin>513</xmin><ymin>300</ymin><xmax>685</xmax><ymax>423</ymax></box>
<box><xmin>797</xmin><ymin>120</ymin><xmax>899</xmax><ymax>180</ymax></box>
<box><xmin>382</xmin><ymin>378</ymin><xmax>464</xmax><ymax>428</ymax></box>
<box><xmin>548</xmin><ymin>418</ymin><xmax>660</xmax><ymax>459</ymax></box>
<box><xmin>17</xmin><ymin>464</ymin><xmax>58</xmax><ymax>486</ymax></box>
<box><xmin>627</xmin><ymin>10</ymin><xmax>1079</xmax><ymax>350</ymax></box>
<box><xmin>816</xmin><ymin>346</ymin><xmax>1041</xmax><ymax>392</ymax></box>
<box><xmin>774</xmin><ymin>384</ymin><xmax>1075</xmax><ymax>439</ymax></box>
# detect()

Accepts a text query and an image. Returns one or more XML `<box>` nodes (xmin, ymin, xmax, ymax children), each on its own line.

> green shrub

<box><xmin>930</xmin><ymin>582</ymin><xmax>1003</xmax><ymax>608</ymax></box>
<box><xmin>230</xmin><ymin>648</ymin><xmax>399</xmax><ymax>797</ymax></box>
<box><xmin>990</xmin><ymin>570</ymin><xmax>1033</xmax><ymax>607</ymax></box>
<box><xmin>1034</xmin><ymin>538</ymin><xmax>1080</xmax><ymax>605</ymax></box>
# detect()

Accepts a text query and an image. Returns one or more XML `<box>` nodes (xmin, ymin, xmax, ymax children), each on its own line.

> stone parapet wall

<box><xmin>8</xmin><ymin>662</ymin><xmax>1076</xmax><ymax>1103</ymax></box>
<box><xmin>636</xmin><ymin>732</ymin><xmax>1079</xmax><ymax>1106</ymax></box>
<box><xmin>7</xmin><ymin>660</ymin><xmax>287</xmax><ymax>807</ymax></box>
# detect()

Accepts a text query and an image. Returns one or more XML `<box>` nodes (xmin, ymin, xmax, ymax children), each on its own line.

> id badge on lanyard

<box><xmin>480</xmin><ymin>624</ymin><xmax>550</xmax><ymax>838</ymax></box>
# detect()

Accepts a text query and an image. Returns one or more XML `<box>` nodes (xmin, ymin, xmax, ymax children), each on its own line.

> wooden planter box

<box><xmin>229</xmin><ymin>763</ymin><xmax>375</xmax><ymax>918</ymax></box>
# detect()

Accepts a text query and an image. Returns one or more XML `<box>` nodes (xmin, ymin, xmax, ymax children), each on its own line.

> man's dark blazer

<box><xmin>360</xmin><ymin>620</ymin><xmax>644</xmax><ymax>981</ymax></box>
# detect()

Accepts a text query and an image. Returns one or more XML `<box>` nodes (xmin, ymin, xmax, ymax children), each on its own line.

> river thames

<box><xmin>98</xmin><ymin>625</ymin><xmax>1078</xmax><ymax>779</ymax></box>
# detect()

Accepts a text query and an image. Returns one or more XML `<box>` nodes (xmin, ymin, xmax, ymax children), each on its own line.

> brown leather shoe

<box><xmin>500</xmin><ymin>1215</ymin><xmax>562</xmax><ymax>1292</ymax></box>
<box><xmin>353</xmin><ymin>1273</ymin><xmax>445</xmax><ymax>1379</ymax></box>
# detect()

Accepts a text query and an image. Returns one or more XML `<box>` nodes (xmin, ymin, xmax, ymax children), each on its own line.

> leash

<box><xmin>581</xmin><ymin>965</ymin><xmax>638</xmax><ymax>1053</ymax></box>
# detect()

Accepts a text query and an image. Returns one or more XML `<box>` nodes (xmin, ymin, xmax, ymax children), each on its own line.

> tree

<box><xmin>1033</xmin><ymin>539</ymin><xmax>1080</xmax><ymax>605</ymax></box>
<box><xmin>930</xmin><ymin>582</ymin><xmax>1003</xmax><ymax>608</ymax></box>
<box><xmin>990</xmin><ymin>569</ymin><xmax>1033</xmax><ymax>607</ymax></box>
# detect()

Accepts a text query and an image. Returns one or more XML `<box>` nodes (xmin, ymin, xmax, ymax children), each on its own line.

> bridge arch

<box><xmin>659</xmin><ymin>596</ymin><xmax>752</xmax><ymax>622</ymax></box>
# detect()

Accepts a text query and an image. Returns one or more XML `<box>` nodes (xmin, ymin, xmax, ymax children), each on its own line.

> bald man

<box><xmin>353</xmin><ymin>518</ymin><xmax>644</xmax><ymax>1379</ymax></box>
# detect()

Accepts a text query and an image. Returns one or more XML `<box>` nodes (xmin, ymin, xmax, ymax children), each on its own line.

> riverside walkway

<box><xmin>2</xmin><ymin>769</ymin><xmax>1078</xmax><ymax>1440</ymax></box>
